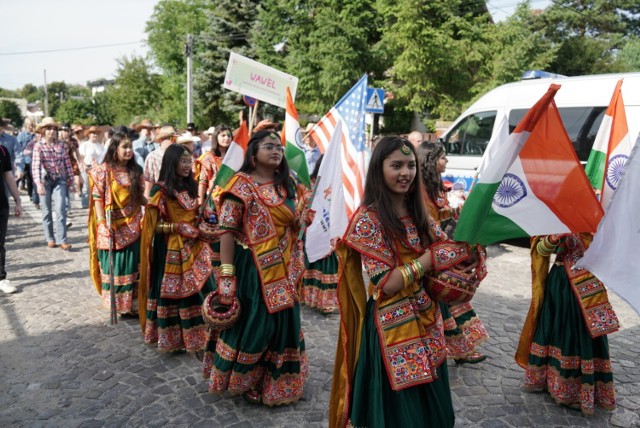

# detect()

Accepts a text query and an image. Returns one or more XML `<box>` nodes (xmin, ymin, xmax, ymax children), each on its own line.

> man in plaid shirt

<box><xmin>32</xmin><ymin>117</ymin><xmax>76</xmax><ymax>250</ymax></box>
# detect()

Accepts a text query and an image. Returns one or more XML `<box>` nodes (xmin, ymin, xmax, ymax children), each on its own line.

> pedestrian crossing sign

<box><xmin>365</xmin><ymin>88</ymin><xmax>385</xmax><ymax>113</ymax></box>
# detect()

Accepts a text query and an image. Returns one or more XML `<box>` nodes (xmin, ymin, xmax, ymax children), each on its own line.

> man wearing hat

<box><xmin>78</xmin><ymin>125</ymin><xmax>104</xmax><ymax>207</ymax></box>
<box><xmin>143</xmin><ymin>125</ymin><xmax>176</xmax><ymax>199</ymax></box>
<box><xmin>302</xmin><ymin>122</ymin><xmax>320</xmax><ymax>173</ymax></box>
<box><xmin>133</xmin><ymin>119</ymin><xmax>157</xmax><ymax>168</ymax></box>
<box><xmin>201</xmin><ymin>126</ymin><xmax>216</xmax><ymax>154</ymax></box>
<box><xmin>185</xmin><ymin>122</ymin><xmax>202</xmax><ymax>157</ymax></box>
<box><xmin>32</xmin><ymin>117</ymin><xmax>76</xmax><ymax>250</ymax></box>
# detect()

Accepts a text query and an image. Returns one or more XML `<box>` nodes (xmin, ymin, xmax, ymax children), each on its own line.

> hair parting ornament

<box><xmin>400</xmin><ymin>141</ymin><xmax>412</xmax><ymax>156</ymax></box>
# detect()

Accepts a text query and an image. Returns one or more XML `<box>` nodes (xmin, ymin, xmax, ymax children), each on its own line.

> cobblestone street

<box><xmin>1</xmin><ymin>194</ymin><xmax>639</xmax><ymax>427</ymax></box>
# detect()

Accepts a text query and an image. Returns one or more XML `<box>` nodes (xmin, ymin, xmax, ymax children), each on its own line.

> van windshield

<box><xmin>509</xmin><ymin>107</ymin><xmax>606</xmax><ymax>162</ymax></box>
<box><xmin>443</xmin><ymin>111</ymin><xmax>496</xmax><ymax>156</ymax></box>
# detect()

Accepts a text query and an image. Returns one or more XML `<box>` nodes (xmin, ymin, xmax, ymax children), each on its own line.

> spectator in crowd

<box><xmin>143</xmin><ymin>125</ymin><xmax>176</xmax><ymax>199</ymax></box>
<box><xmin>16</xmin><ymin>119</ymin><xmax>36</xmax><ymax>194</ymax></box>
<box><xmin>0</xmin><ymin>119</ymin><xmax>21</xmax><ymax>172</ymax></box>
<box><xmin>200</xmin><ymin>126</ymin><xmax>215</xmax><ymax>154</ymax></box>
<box><xmin>186</xmin><ymin>122</ymin><xmax>202</xmax><ymax>157</ymax></box>
<box><xmin>59</xmin><ymin>123</ymin><xmax>82</xmax><ymax>226</ymax></box>
<box><xmin>32</xmin><ymin>117</ymin><xmax>75</xmax><ymax>250</ymax></box>
<box><xmin>132</xmin><ymin>119</ymin><xmax>157</xmax><ymax>168</ymax></box>
<box><xmin>302</xmin><ymin>123</ymin><xmax>320</xmax><ymax>173</ymax></box>
<box><xmin>407</xmin><ymin>130</ymin><xmax>424</xmax><ymax>148</ymax></box>
<box><xmin>0</xmin><ymin>144</ymin><xmax>22</xmax><ymax>294</ymax></box>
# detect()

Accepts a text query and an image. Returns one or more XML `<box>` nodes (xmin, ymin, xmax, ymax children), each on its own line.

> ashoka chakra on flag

<box><xmin>605</xmin><ymin>154</ymin><xmax>628</xmax><ymax>190</ymax></box>
<box><xmin>493</xmin><ymin>173</ymin><xmax>527</xmax><ymax>208</ymax></box>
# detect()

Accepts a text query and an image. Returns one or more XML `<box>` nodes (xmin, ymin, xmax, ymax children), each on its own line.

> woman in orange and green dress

<box><xmin>331</xmin><ymin>137</ymin><xmax>464</xmax><ymax>427</ymax></box>
<box><xmin>201</xmin><ymin>130</ymin><xmax>307</xmax><ymax>406</ymax></box>
<box><xmin>419</xmin><ymin>141</ymin><xmax>489</xmax><ymax>364</ymax></box>
<box><xmin>138</xmin><ymin>144</ymin><xmax>215</xmax><ymax>353</ymax></box>
<box><xmin>516</xmin><ymin>233</ymin><xmax>619</xmax><ymax>414</ymax></box>
<box><xmin>88</xmin><ymin>132</ymin><xmax>144</xmax><ymax>316</ymax></box>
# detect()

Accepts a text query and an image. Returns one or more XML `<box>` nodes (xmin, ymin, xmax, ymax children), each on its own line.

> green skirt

<box><xmin>349</xmin><ymin>299</ymin><xmax>455</xmax><ymax>428</ymax></box>
<box><xmin>201</xmin><ymin>244</ymin><xmax>308</xmax><ymax>406</ymax></box>
<box><xmin>98</xmin><ymin>240</ymin><xmax>140</xmax><ymax>314</ymax></box>
<box><xmin>144</xmin><ymin>233</ymin><xmax>215</xmax><ymax>353</ymax></box>
<box><xmin>301</xmin><ymin>251</ymin><xmax>338</xmax><ymax>314</ymax></box>
<box><xmin>524</xmin><ymin>264</ymin><xmax>616</xmax><ymax>414</ymax></box>
<box><xmin>440</xmin><ymin>301</ymin><xmax>488</xmax><ymax>359</ymax></box>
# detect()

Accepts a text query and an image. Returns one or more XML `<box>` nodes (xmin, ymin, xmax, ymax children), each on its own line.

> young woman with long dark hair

<box><xmin>330</xmin><ymin>136</ymin><xmax>458</xmax><ymax>427</ymax></box>
<box><xmin>138</xmin><ymin>143</ymin><xmax>215</xmax><ymax>353</ymax></box>
<box><xmin>201</xmin><ymin>130</ymin><xmax>308</xmax><ymax>406</ymax></box>
<box><xmin>88</xmin><ymin>132</ymin><xmax>144</xmax><ymax>316</ymax></box>
<box><xmin>418</xmin><ymin>141</ymin><xmax>489</xmax><ymax>365</ymax></box>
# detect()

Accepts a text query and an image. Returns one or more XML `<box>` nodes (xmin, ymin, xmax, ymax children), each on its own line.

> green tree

<box><xmin>195</xmin><ymin>0</ymin><xmax>260</xmax><ymax>125</ymax></box>
<box><xmin>145</xmin><ymin>0</ymin><xmax>214</xmax><ymax>128</ymax></box>
<box><xmin>541</xmin><ymin>0</ymin><xmax>630</xmax><ymax>76</ymax></box>
<box><xmin>614</xmin><ymin>36</ymin><xmax>640</xmax><ymax>71</ymax></box>
<box><xmin>106</xmin><ymin>55</ymin><xmax>163</xmax><ymax>125</ymax></box>
<box><xmin>254</xmin><ymin>0</ymin><xmax>383</xmax><ymax>115</ymax></box>
<box><xmin>56</xmin><ymin>98</ymin><xmax>94</xmax><ymax>125</ymax></box>
<box><xmin>472</xmin><ymin>2</ymin><xmax>558</xmax><ymax>101</ymax></box>
<box><xmin>0</xmin><ymin>88</ymin><xmax>20</xmax><ymax>98</ymax></box>
<box><xmin>376</xmin><ymin>0</ymin><xmax>494</xmax><ymax>119</ymax></box>
<box><xmin>19</xmin><ymin>84</ymin><xmax>39</xmax><ymax>102</ymax></box>
<box><xmin>0</xmin><ymin>100</ymin><xmax>24</xmax><ymax>128</ymax></box>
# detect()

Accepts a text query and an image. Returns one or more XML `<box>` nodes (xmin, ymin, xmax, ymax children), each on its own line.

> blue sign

<box><xmin>243</xmin><ymin>95</ymin><xmax>257</xmax><ymax>107</ymax></box>
<box><xmin>365</xmin><ymin>88</ymin><xmax>385</xmax><ymax>113</ymax></box>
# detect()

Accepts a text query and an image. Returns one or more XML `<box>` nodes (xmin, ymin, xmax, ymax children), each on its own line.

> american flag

<box><xmin>307</xmin><ymin>75</ymin><xmax>368</xmax><ymax>217</ymax></box>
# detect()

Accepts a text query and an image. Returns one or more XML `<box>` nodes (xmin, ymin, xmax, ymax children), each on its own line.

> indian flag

<box><xmin>213</xmin><ymin>120</ymin><xmax>249</xmax><ymax>188</ymax></box>
<box><xmin>282</xmin><ymin>86</ymin><xmax>310</xmax><ymax>187</ymax></box>
<box><xmin>584</xmin><ymin>79</ymin><xmax>632</xmax><ymax>211</ymax></box>
<box><xmin>454</xmin><ymin>84</ymin><xmax>603</xmax><ymax>245</ymax></box>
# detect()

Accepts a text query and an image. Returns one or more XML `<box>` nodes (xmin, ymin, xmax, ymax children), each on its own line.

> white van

<box><xmin>440</xmin><ymin>72</ymin><xmax>640</xmax><ymax>191</ymax></box>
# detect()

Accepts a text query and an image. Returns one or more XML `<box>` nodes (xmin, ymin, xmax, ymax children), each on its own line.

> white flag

<box><xmin>576</xmin><ymin>136</ymin><xmax>640</xmax><ymax>315</ymax></box>
<box><xmin>305</xmin><ymin>122</ymin><xmax>347</xmax><ymax>262</ymax></box>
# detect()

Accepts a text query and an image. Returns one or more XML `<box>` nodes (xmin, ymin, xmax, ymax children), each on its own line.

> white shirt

<box><xmin>79</xmin><ymin>140</ymin><xmax>104</xmax><ymax>166</ymax></box>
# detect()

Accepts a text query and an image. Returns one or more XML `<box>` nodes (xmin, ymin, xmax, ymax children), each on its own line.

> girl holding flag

<box><xmin>200</xmin><ymin>130</ymin><xmax>307</xmax><ymax>406</ymax></box>
<box><xmin>419</xmin><ymin>141</ymin><xmax>489</xmax><ymax>365</ymax></box>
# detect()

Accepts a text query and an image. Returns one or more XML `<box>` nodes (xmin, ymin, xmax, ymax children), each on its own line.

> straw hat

<box><xmin>72</xmin><ymin>124</ymin><xmax>84</xmax><ymax>133</ymax></box>
<box><xmin>303</xmin><ymin>122</ymin><xmax>316</xmax><ymax>134</ymax></box>
<box><xmin>203</xmin><ymin>126</ymin><xmax>216</xmax><ymax>136</ymax></box>
<box><xmin>176</xmin><ymin>132</ymin><xmax>194</xmax><ymax>145</ymax></box>
<box><xmin>153</xmin><ymin>125</ymin><xmax>177</xmax><ymax>143</ymax></box>
<box><xmin>135</xmin><ymin>119</ymin><xmax>155</xmax><ymax>131</ymax></box>
<box><xmin>85</xmin><ymin>125</ymin><xmax>99</xmax><ymax>135</ymax></box>
<box><xmin>35</xmin><ymin>117</ymin><xmax>60</xmax><ymax>132</ymax></box>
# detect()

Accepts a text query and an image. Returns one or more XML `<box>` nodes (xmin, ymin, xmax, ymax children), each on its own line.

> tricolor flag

<box><xmin>454</xmin><ymin>84</ymin><xmax>603</xmax><ymax>245</ymax></box>
<box><xmin>584</xmin><ymin>79</ymin><xmax>633</xmax><ymax>211</ymax></box>
<box><xmin>307</xmin><ymin>75</ymin><xmax>368</xmax><ymax>217</ymax></box>
<box><xmin>305</xmin><ymin>122</ymin><xmax>347</xmax><ymax>262</ymax></box>
<box><xmin>577</xmin><ymin>139</ymin><xmax>640</xmax><ymax>315</ymax></box>
<box><xmin>282</xmin><ymin>86</ymin><xmax>310</xmax><ymax>187</ymax></box>
<box><xmin>213</xmin><ymin>121</ymin><xmax>249</xmax><ymax>188</ymax></box>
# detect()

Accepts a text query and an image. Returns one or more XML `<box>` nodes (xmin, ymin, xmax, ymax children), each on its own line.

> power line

<box><xmin>0</xmin><ymin>41</ymin><xmax>146</xmax><ymax>57</ymax></box>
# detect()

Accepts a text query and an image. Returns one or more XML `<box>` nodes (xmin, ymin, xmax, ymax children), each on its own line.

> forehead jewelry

<box><xmin>400</xmin><ymin>143</ymin><xmax>411</xmax><ymax>156</ymax></box>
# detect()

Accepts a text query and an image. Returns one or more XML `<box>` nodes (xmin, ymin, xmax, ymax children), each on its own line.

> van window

<box><xmin>443</xmin><ymin>111</ymin><xmax>496</xmax><ymax>156</ymax></box>
<box><xmin>509</xmin><ymin>107</ymin><xmax>606</xmax><ymax>161</ymax></box>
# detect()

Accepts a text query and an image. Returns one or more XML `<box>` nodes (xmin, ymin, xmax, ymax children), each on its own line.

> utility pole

<box><xmin>185</xmin><ymin>34</ymin><xmax>193</xmax><ymax>124</ymax></box>
<box><xmin>43</xmin><ymin>69</ymin><xmax>49</xmax><ymax>117</ymax></box>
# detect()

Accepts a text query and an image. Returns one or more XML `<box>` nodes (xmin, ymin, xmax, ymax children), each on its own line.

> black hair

<box><xmin>102</xmin><ymin>132</ymin><xmax>144</xmax><ymax>207</ymax></box>
<box><xmin>239</xmin><ymin>130</ymin><xmax>294</xmax><ymax>198</ymax></box>
<box><xmin>158</xmin><ymin>144</ymin><xmax>198</xmax><ymax>199</ymax></box>
<box><xmin>418</xmin><ymin>141</ymin><xmax>446</xmax><ymax>204</ymax></box>
<box><xmin>212</xmin><ymin>124</ymin><xmax>232</xmax><ymax>157</ymax></box>
<box><xmin>362</xmin><ymin>136</ymin><xmax>432</xmax><ymax>246</ymax></box>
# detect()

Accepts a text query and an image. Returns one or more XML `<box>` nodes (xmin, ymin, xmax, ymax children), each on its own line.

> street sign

<box><xmin>223</xmin><ymin>52</ymin><xmax>298</xmax><ymax>108</ymax></box>
<box><xmin>365</xmin><ymin>87</ymin><xmax>385</xmax><ymax>113</ymax></box>
<box><xmin>243</xmin><ymin>95</ymin><xmax>257</xmax><ymax>107</ymax></box>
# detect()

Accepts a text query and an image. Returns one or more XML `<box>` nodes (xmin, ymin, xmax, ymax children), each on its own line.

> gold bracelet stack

<box><xmin>219</xmin><ymin>264</ymin><xmax>235</xmax><ymax>277</ymax></box>
<box><xmin>397</xmin><ymin>259</ymin><xmax>425</xmax><ymax>288</ymax></box>
<box><xmin>156</xmin><ymin>222</ymin><xmax>175</xmax><ymax>234</ymax></box>
<box><xmin>537</xmin><ymin>235</ymin><xmax>560</xmax><ymax>257</ymax></box>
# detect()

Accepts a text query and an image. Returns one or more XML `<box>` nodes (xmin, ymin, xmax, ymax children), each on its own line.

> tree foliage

<box><xmin>195</xmin><ymin>0</ymin><xmax>260</xmax><ymax>126</ymax></box>
<box><xmin>105</xmin><ymin>55</ymin><xmax>163</xmax><ymax>126</ymax></box>
<box><xmin>0</xmin><ymin>100</ymin><xmax>24</xmax><ymax>128</ymax></box>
